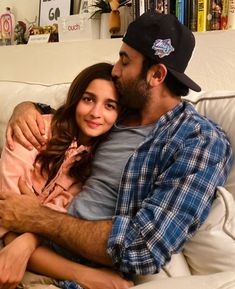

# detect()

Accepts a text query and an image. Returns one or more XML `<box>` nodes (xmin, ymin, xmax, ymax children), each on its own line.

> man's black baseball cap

<box><xmin>123</xmin><ymin>11</ymin><xmax>201</xmax><ymax>92</ymax></box>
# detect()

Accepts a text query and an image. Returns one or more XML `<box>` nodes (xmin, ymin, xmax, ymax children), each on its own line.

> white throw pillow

<box><xmin>183</xmin><ymin>186</ymin><xmax>235</xmax><ymax>275</ymax></box>
<box><xmin>0</xmin><ymin>81</ymin><xmax>70</xmax><ymax>150</ymax></box>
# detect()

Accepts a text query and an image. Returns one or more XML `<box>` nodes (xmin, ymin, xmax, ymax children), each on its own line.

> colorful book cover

<box><xmin>197</xmin><ymin>0</ymin><xmax>207</xmax><ymax>31</ymax></box>
<box><xmin>228</xmin><ymin>0</ymin><xmax>235</xmax><ymax>29</ymax></box>
<box><xmin>221</xmin><ymin>0</ymin><xmax>229</xmax><ymax>29</ymax></box>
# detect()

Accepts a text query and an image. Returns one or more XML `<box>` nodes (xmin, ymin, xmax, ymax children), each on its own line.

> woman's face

<box><xmin>75</xmin><ymin>79</ymin><xmax>119</xmax><ymax>144</ymax></box>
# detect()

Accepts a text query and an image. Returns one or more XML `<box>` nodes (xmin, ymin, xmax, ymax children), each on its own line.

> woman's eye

<box><xmin>82</xmin><ymin>96</ymin><xmax>93</xmax><ymax>102</ymax></box>
<box><xmin>106</xmin><ymin>103</ymin><xmax>117</xmax><ymax>110</ymax></box>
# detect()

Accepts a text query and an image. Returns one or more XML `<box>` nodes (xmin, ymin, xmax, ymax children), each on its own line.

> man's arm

<box><xmin>107</xmin><ymin>129</ymin><xmax>233</xmax><ymax>275</ymax></box>
<box><xmin>0</xmin><ymin>179</ymin><xmax>113</xmax><ymax>266</ymax></box>
<box><xmin>6</xmin><ymin>102</ymin><xmax>47</xmax><ymax>151</ymax></box>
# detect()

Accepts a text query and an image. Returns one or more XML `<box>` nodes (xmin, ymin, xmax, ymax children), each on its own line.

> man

<box><xmin>0</xmin><ymin>11</ymin><xmax>233</xmax><ymax>288</ymax></box>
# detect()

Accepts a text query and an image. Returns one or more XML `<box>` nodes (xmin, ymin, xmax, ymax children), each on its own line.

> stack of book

<box><xmin>131</xmin><ymin>0</ymin><xmax>235</xmax><ymax>31</ymax></box>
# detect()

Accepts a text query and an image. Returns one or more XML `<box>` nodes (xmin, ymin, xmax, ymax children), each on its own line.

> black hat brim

<box><xmin>168</xmin><ymin>67</ymin><xmax>201</xmax><ymax>92</ymax></box>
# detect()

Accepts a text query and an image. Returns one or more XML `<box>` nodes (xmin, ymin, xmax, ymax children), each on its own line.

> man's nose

<box><xmin>112</xmin><ymin>61</ymin><xmax>121</xmax><ymax>78</ymax></box>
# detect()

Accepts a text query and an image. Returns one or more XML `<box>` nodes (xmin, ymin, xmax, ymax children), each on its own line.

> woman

<box><xmin>0</xmin><ymin>62</ymin><xmax>133</xmax><ymax>289</ymax></box>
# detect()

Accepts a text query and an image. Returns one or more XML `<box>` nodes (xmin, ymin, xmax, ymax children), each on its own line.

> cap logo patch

<box><xmin>152</xmin><ymin>39</ymin><xmax>174</xmax><ymax>58</ymax></box>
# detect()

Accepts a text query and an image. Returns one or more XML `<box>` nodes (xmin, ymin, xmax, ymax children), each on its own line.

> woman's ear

<box><xmin>147</xmin><ymin>64</ymin><xmax>167</xmax><ymax>86</ymax></box>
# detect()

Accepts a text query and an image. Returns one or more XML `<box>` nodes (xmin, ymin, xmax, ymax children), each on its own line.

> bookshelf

<box><xmin>131</xmin><ymin>0</ymin><xmax>235</xmax><ymax>32</ymax></box>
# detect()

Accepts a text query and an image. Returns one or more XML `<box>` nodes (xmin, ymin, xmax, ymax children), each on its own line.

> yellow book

<box><xmin>197</xmin><ymin>0</ymin><xmax>207</xmax><ymax>31</ymax></box>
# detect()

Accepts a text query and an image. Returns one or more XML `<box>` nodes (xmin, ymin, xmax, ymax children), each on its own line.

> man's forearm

<box><xmin>22</xmin><ymin>205</ymin><xmax>113</xmax><ymax>265</ymax></box>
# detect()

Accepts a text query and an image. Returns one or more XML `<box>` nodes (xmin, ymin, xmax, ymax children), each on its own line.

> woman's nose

<box><xmin>90</xmin><ymin>104</ymin><xmax>102</xmax><ymax>118</ymax></box>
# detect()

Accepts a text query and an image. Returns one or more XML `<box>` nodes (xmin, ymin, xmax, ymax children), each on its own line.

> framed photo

<box><xmin>39</xmin><ymin>0</ymin><xmax>73</xmax><ymax>26</ymax></box>
<box><xmin>78</xmin><ymin>0</ymin><xmax>95</xmax><ymax>14</ymax></box>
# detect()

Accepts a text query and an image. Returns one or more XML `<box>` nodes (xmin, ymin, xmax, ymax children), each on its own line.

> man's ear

<box><xmin>147</xmin><ymin>64</ymin><xmax>167</xmax><ymax>86</ymax></box>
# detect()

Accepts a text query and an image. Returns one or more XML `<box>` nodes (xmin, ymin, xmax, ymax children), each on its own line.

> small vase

<box><xmin>100</xmin><ymin>13</ymin><xmax>111</xmax><ymax>39</ymax></box>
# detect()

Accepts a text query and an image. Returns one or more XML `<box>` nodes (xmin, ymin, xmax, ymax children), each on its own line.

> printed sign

<box><xmin>58</xmin><ymin>14</ymin><xmax>100</xmax><ymax>42</ymax></box>
<box><xmin>39</xmin><ymin>0</ymin><xmax>72</xmax><ymax>26</ymax></box>
<box><xmin>27</xmin><ymin>34</ymin><xmax>50</xmax><ymax>44</ymax></box>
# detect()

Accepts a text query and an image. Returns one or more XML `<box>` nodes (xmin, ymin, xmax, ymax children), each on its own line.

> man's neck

<box><xmin>123</xmin><ymin>96</ymin><xmax>181</xmax><ymax>127</ymax></box>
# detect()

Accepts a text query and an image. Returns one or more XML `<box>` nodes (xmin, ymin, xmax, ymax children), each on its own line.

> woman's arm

<box><xmin>2</xmin><ymin>232</ymin><xmax>133</xmax><ymax>289</ymax></box>
<box><xmin>0</xmin><ymin>232</ymin><xmax>40</xmax><ymax>288</ymax></box>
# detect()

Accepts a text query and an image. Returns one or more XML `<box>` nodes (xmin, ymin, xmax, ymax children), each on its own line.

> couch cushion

<box><xmin>0</xmin><ymin>81</ymin><xmax>70</xmax><ymax>150</ymax></box>
<box><xmin>183</xmin><ymin>186</ymin><xmax>235</xmax><ymax>274</ymax></box>
<box><xmin>133</xmin><ymin>271</ymin><xmax>235</xmax><ymax>289</ymax></box>
<box><xmin>185</xmin><ymin>90</ymin><xmax>235</xmax><ymax>198</ymax></box>
<box><xmin>134</xmin><ymin>252</ymin><xmax>191</xmax><ymax>284</ymax></box>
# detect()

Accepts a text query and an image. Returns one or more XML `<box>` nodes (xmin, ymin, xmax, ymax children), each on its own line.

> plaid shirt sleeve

<box><xmin>107</xmin><ymin>121</ymin><xmax>233</xmax><ymax>275</ymax></box>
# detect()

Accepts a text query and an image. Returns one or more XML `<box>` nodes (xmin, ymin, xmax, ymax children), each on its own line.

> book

<box><xmin>184</xmin><ymin>0</ymin><xmax>190</xmax><ymax>27</ymax></box>
<box><xmin>176</xmin><ymin>0</ymin><xmax>185</xmax><ymax>24</ymax></box>
<box><xmin>228</xmin><ymin>0</ymin><xmax>235</xmax><ymax>29</ymax></box>
<box><xmin>189</xmin><ymin>0</ymin><xmax>198</xmax><ymax>31</ymax></box>
<box><xmin>221</xmin><ymin>0</ymin><xmax>229</xmax><ymax>29</ymax></box>
<box><xmin>206</xmin><ymin>0</ymin><xmax>213</xmax><ymax>30</ymax></box>
<box><xmin>210</xmin><ymin>0</ymin><xmax>223</xmax><ymax>30</ymax></box>
<box><xmin>197</xmin><ymin>0</ymin><xmax>207</xmax><ymax>31</ymax></box>
<box><xmin>156</xmin><ymin>0</ymin><xmax>165</xmax><ymax>13</ymax></box>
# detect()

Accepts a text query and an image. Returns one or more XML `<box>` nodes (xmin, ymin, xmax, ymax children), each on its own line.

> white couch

<box><xmin>0</xmin><ymin>30</ymin><xmax>235</xmax><ymax>288</ymax></box>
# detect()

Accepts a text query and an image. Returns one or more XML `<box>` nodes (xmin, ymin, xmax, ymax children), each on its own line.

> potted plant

<box><xmin>91</xmin><ymin>0</ymin><xmax>131</xmax><ymax>18</ymax></box>
<box><xmin>91</xmin><ymin>0</ymin><xmax>131</xmax><ymax>38</ymax></box>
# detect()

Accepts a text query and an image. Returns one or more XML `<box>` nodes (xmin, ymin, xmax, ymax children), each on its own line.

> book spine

<box><xmin>197</xmin><ymin>0</ymin><xmax>207</xmax><ymax>31</ymax></box>
<box><xmin>163</xmin><ymin>0</ymin><xmax>169</xmax><ymax>13</ymax></box>
<box><xmin>131</xmin><ymin>0</ymin><xmax>137</xmax><ymax>18</ymax></box>
<box><xmin>166</xmin><ymin>0</ymin><xmax>175</xmax><ymax>14</ymax></box>
<box><xmin>177</xmin><ymin>0</ymin><xmax>185</xmax><ymax>24</ymax></box>
<box><xmin>175</xmin><ymin>0</ymin><xmax>179</xmax><ymax>18</ymax></box>
<box><xmin>145</xmin><ymin>0</ymin><xmax>149</xmax><ymax>11</ymax></box>
<box><xmin>156</xmin><ymin>0</ymin><xmax>165</xmax><ymax>12</ymax></box>
<box><xmin>189</xmin><ymin>0</ymin><xmax>198</xmax><ymax>31</ymax></box>
<box><xmin>139</xmin><ymin>0</ymin><xmax>145</xmax><ymax>15</ymax></box>
<box><xmin>184</xmin><ymin>0</ymin><xmax>190</xmax><ymax>27</ymax></box>
<box><xmin>221</xmin><ymin>0</ymin><xmax>229</xmax><ymax>29</ymax></box>
<box><xmin>149</xmin><ymin>0</ymin><xmax>156</xmax><ymax>11</ymax></box>
<box><xmin>228</xmin><ymin>0</ymin><xmax>235</xmax><ymax>29</ymax></box>
<box><xmin>211</xmin><ymin>0</ymin><xmax>222</xmax><ymax>30</ymax></box>
<box><xmin>206</xmin><ymin>0</ymin><xmax>212</xmax><ymax>30</ymax></box>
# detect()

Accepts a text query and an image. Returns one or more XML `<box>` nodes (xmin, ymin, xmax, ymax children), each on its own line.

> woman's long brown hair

<box><xmin>36</xmin><ymin>62</ymin><xmax>115</xmax><ymax>185</ymax></box>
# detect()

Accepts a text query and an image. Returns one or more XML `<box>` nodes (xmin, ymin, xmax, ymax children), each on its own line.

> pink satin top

<box><xmin>0</xmin><ymin>115</ymin><xmax>89</xmax><ymax>237</ymax></box>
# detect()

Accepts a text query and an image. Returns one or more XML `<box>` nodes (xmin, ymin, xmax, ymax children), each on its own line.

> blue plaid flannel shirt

<box><xmin>107</xmin><ymin>100</ymin><xmax>233</xmax><ymax>275</ymax></box>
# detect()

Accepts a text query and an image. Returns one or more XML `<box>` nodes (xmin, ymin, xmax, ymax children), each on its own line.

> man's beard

<box><xmin>114</xmin><ymin>77</ymin><xmax>150</xmax><ymax>110</ymax></box>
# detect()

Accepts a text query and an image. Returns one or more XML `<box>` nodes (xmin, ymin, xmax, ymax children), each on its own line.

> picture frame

<box><xmin>78</xmin><ymin>0</ymin><xmax>95</xmax><ymax>14</ymax></box>
<box><xmin>39</xmin><ymin>0</ymin><xmax>73</xmax><ymax>26</ymax></box>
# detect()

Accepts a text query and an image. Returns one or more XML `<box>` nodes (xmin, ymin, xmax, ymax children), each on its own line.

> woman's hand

<box><xmin>6</xmin><ymin>101</ymin><xmax>46</xmax><ymax>151</ymax></box>
<box><xmin>76</xmin><ymin>267</ymin><xmax>134</xmax><ymax>289</ymax></box>
<box><xmin>0</xmin><ymin>233</ymin><xmax>39</xmax><ymax>289</ymax></box>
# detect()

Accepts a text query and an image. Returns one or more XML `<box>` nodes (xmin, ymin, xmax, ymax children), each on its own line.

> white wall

<box><xmin>0</xmin><ymin>0</ymin><xmax>80</xmax><ymax>24</ymax></box>
<box><xmin>0</xmin><ymin>0</ymin><xmax>40</xmax><ymax>24</ymax></box>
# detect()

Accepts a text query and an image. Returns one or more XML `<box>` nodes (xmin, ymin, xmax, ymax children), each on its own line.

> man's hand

<box><xmin>6</xmin><ymin>102</ymin><xmax>46</xmax><ymax>151</ymax></box>
<box><xmin>0</xmin><ymin>178</ymin><xmax>41</xmax><ymax>232</ymax></box>
<box><xmin>0</xmin><ymin>179</ymin><xmax>113</xmax><ymax>266</ymax></box>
